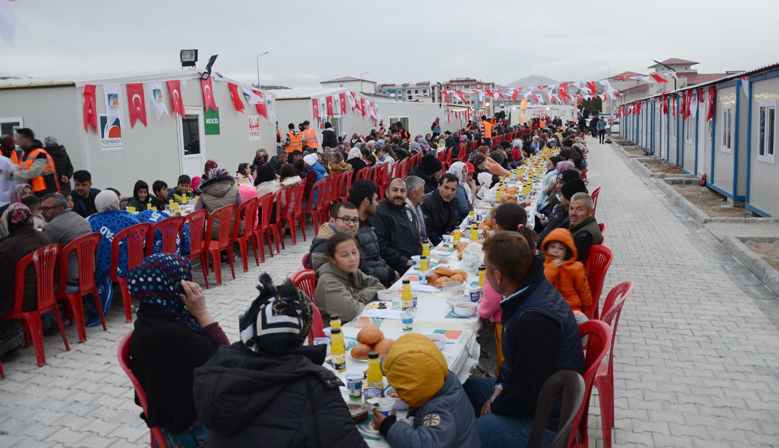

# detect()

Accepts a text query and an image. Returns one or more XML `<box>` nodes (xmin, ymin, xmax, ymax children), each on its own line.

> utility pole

<box><xmin>256</xmin><ymin>52</ymin><xmax>269</xmax><ymax>88</ymax></box>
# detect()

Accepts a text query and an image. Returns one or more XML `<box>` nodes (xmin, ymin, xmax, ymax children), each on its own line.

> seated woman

<box><xmin>194</xmin><ymin>168</ymin><xmax>243</xmax><ymax>240</ymax></box>
<box><xmin>126</xmin><ymin>180</ymin><xmax>151</xmax><ymax>211</ymax></box>
<box><xmin>328</xmin><ymin>151</ymin><xmax>351</xmax><ymax>174</ymax></box>
<box><xmin>10</xmin><ymin>183</ymin><xmax>33</xmax><ymax>205</ymax></box>
<box><xmin>0</xmin><ymin>204</ymin><xmax>52</xmax><ymax>356</ymax></box>
<box><xmin>313</xmin><ymin>233</ymin><xmax>383</xmax><ymax>322</ymax></box>
<box><xmin>130</xmin><ymin>253</ymin><xmax>229</xmax><ymax>447</ymax></box>
<box><xmin>301</xmin><ymin>153</ymin><xmax>327</xmax><ymax>208</ymax></box>
<box><xmin>87</xmin><ymin>191</ymin><xmax>140</xmax><ymax>327</ymax></box>
<box><xmin>193</xmin><ymin>274</ymin><xmax>368</xmax><ymax>447</ymax></box>
<box><xmin>279</xmin><ymin>164</ymin><xmax>302</xmax><ymax>218</ymax></box>
<box><xmin>446</xmin><ymin>161</ymin><xmax>473</xmax><ymax>222</ymax></box>
<box><xmin>235</xmin><ymin>163</ymin><xmax>254</xmax><ymax>185</ymax></box>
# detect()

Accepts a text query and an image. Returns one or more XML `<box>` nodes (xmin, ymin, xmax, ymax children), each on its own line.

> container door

<box><xmin>178</xmin><ymin>107</ymin><xmax>206</xmax><ymax>179</ymax></box>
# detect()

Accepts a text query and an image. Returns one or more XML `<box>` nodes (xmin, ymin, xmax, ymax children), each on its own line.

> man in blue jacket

<box><xmin>70</xmin><ymin>170</ymin><xmax>101</xmax><ymax>218</ymax></box>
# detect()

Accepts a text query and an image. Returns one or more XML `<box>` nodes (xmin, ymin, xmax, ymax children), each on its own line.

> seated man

<box><xmin>536</xmin><ymin>176</ymin><xmax>587</xmax><ymax>249</ymax></box>
<box><xmin>408</xmin><ymin>154</ymin><xmax>442</xmax><ymax>194</ymax></box>
<box><xmin>308</xmin><ymin>201</ymin><xmax>360</xmax><ymax>266</ymax></box>
<box><xmin>568</xmin><ymin>192</ymin><xmax>602</xmax><ymax>262</ymax></box>
<box><xmin>464</xmin><ymin>232</ymin><xmax>585</xmax><ymax>447</ymax></box>
<box><xmin>421</xmin><ymin>173</ymin><xmax>459</xmax><ymax>246</ymax></box>
<box><xmin>70</xmin><ymin>170</ymin><xmax>101</xmax><ymax>218</ymax></box>
<box><xmin>404</xmin><ymin>176</ymin><xmax>427</xmax><ymax>242</ymax></box>
<box><xmin>166</xmin><ymin>175</ymin><xmax>192</xmax><ymax>202</ymax></box>
<box><xmin>22</xmin><ymin>195</ymin><xmax>46</xmax><ymax>230</ymax></box>
<box><xmin>371</xmin><ymin>178</ymin><xmax>422</xmax><ymax>275</ymax></box>
<box><xmin>349</xmin><ymin>180</ymin><xmax>398</xmax><ymax>287</ymax></box>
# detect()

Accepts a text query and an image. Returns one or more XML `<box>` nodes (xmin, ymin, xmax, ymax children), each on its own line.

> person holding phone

<box><xmin>129</xmin><ymin>253</ymin><xmax>229</xmax><ymax>448</ymax></box>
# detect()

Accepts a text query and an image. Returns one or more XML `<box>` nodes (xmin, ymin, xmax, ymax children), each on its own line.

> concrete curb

<box><xmin>723</xmin><ymin>236</ymin><xmax>779</xmax><ymax>295</ymax></box>
<box><xmin>628</xmin><ymin>157</ymin><xmax>658</xmax><ymax>179</ymax></box>
<box><xmin>655</xmin><ymin>180</ymin><xmax>711</xmax><ymax>225</ymax></box>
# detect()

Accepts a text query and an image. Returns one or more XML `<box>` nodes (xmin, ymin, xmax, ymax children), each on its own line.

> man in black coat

<box><xmin>267</xmin><ymin>149</ymin><xmax>288</xmax><ymax>175</ymax></box>
<box><xmin>370</xmin><ymin>178</ymin><xmax>422</xmax><ymax>274</ymax></box>
<box><xmin>407</xmin><ymin>153</ymin><xmax>442</xmax><ymax>194</ymax></box>
<box><xmin>421</xmin><ymin>173</ymin><xmax>459</xmax><ymax>246</ymax></box>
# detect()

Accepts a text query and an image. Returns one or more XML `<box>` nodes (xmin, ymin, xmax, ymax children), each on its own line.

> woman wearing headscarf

<box><xmin>0</xmin><ymin>204</ymin><xmax>52</xmax><ymax>355</ymax></box>
<box><xmin>253</xmin><ymin>165</ymin><xmax>279</xmax><ymax>230</ymax></box>
<box><xmin>328</xmin><ymin>152</ymin><xmax>351</xmax><ymax>174</ymax></box>
<box><xmin>301</xmin><ymin>153</ymin><xmax>326</xmax><ymax>207</ymax></box>
<box><xmin>346</xmin><ymin>146</ymin><xmax>366</xmax><ymax>183</ymax></box>
<box><xmin>190</xmin><ymin>176</ymin><xmax>202</xmax><ymax>194</ymax></box>
<box><xmin>194</xmin><ymin>167</ymin><xmax>244</xmax><ymax>240</ymax></box>
<box><xmin>126</xmin><ymin>180</ymin><xmax>151</xmax><ymax>211</ymax></box>
<box><xmin>193</xmin><ymin>273</ymin><xmax>369</xmax><ymax>447</ymax></box>
<box><xmin>536</xmin><ymin>157</ymin><xmax>560</xmax><ymax>216</ymax></box>
<box><xmin>130</xmin><ymin>253</ymin><xmax>229</xmax><ymax>447</ymax></box>
<box><xmin>447</xmin><ymin>162</ymin><xmax>473</xmax><ymax>221</ymax></box>
<box><xmin>10</xmin><ymin>183</ymin><xmax>33</xmax><ymax>205</ymax></box>
<box><xmin>86</xmin><ymin>191</ymin><xmax>140</xmax><ymax>326</ymax></box>
<box><xmin>415</xmin><ymin>135</ymin><xmax>430</xmax><ymax>153</ymax></box>
<box><xmin>202</xmin><ymin>159</ymin><xmax>218</xmax><ymax>180</ymax></box>
<box><xmin>250</xmin><ymin>149</ymin><xmax>268</xmax><ymax>176</ymax></box>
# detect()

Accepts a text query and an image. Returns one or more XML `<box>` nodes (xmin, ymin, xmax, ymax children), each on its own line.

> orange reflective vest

<box><xmin>303</xmin><ymin>128</ymin><xmax>318</xmax><ymax>149</ymax></box>
<box><xmin>482</xmin><ymin>121</ymin><xmax>492</xmax><ymax>139</ymax></box>
<box><xmin>23</xmin><ymin>148</ymin><xmax>60</xmax><ymax>194</ymax></box>
<box><xmin>286</xmin><ymin>132</ymin><xmax>303</xmax><ymax>153</ymax></box>
<box><xmin>10</xmin><ymin>150</ymin><xmax>19</xmax><ymax>165</ymax></box>
<box><xmin>277</xmin><ymin>129</ymin><xmax>283</xmax><ymax>142</ymax></box>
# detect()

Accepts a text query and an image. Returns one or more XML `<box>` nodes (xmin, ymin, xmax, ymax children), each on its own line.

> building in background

<box><xmin>320</xmin><ymin>76</ymin><xmax>376</xmax><ymax>94</ymax></box>
<box><xmin>375</xmin><ymin>81</ymin><xmax>432</xmax><ymax>102</ymax></box>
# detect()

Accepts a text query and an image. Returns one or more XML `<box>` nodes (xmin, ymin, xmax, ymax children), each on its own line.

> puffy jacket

<box><xmin>421</xmin><ymin>188</ymin><xmax>458</xmax><ymax>246</ymax></box>
<box><xmin>355</xmin><ymin>221</ymin><xmax>395</xmax><ymax>287</ymax></box>
<box><xmin>370</xmin><ymin>198</ymin><xmax>422</xmax><ymax>274</ymax></box>
<box><xmin>387</xmin><ymin>373</ymin><xmax>480</xmax><ymax>448</ymax></box>
<box><xmin>71</xmin><ymin>188</ymin><xmax>101</xmax><ymax>218</ymax></box>
<box><xmin>569</xmin><ymin>216</ymin><xmax>603</xmax><ymax>262</ymax></box>
<box><xmin>44</xmin><ymin>143</ymin><xmax>72</xmax><ymax>193</ymax></box>
<box><xmin>313</xmin><ymin>255</ymin><xmax>383</xmax><ymax>322</ymax></box>
<box><xmin>540</xmin><ymin>228</ymin><xmax>593</xmax><ymax>316</ymax></box>
<box><xmin>0</xmin><ymin>226</ymin><xmax>51</xmax><ymax>313</ymax></box>
<box><xmin>199</xmin><ymin>176</ymin><xmax>242</xmax><ymax>238</ymax></box>
<box><xmin>268</xmin><ymin>156</ymin><xmax>284</xmax><ymax>175</ymax></box>
<box><xmin>305</xmin><ymin>162</ymin><xmax>327</xmax><ymax>204</ymax></box>
<box><xmin>193</xmin><ymin>343</ymin><xmax>369</xmax><ymax>448</ymax></box>
<box><xmin>321</xmin><ymin>128</ymin><xmax>338</xmax><ymax>149</ymax></box>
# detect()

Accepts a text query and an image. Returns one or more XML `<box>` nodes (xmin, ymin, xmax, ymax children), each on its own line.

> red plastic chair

<box><xmin>203</xmin><ymin>205</ymin><xmax>236</xmax><ymax>287</ymax></box>
<box><xmin>182</xmin><ymin>210</ymin><xmax>208</xmax><ymax>286</ymax></box>
<box><xmin>598</xmin><ymin>222</ymin><xmax>606</xmax><ymax>234</ymax></box>
<box><xmin>339</xmin><ymin>169</ymin><xmax>354</xmax><ymax>202</ymax></box>
<box><xmin>272</xmin><ymin>188</ymin><xmax>287</xmax><ymax>251</ymax></box>
<box><xmin>229</xmin><ymin>197</ymin><xmax>260</xmax><ymax>273</ymax></box>
<box><xmin>117</xmin><ymin>331</ymin><xmax>166</xmax><ymax>448</ymax></box>
<box><xmin>290</xmin><ymin>270</ymin><xmax>325</xmax><ymax>345</ymax></box>
<box><xmin>584</xmin><ymin>245</ymin><xmax>613</xmax><ymax>320</ymax></box>
<box><xmin>255</xmin><ymin>192</ymin><xmax>281</xmax><ymax>261</ymax></box>
<box><xmin>319</xmin><ymin>176</ymin><xmax>334</xmax><ymax>225</ymax></box>
<box><xmin>376</xmin><ymin>164</ymin><xmax>389</xmax><ymax>199</ymax></box>
<box><xmin>356</xmin><ymin>167</ymin><xmax>370</xmax><ymax>182</ymax></box>
<box><xmin>280</xmin><ymin>183</ymin><xmax>306</xmax><ymax>245</ymax></box>
<box><xmin>57</xmin><ymin>233</ymin><xmax>104</xmax><ymax>343</ymax></box>
<box><xmin>594</xmin><ymin>281</ymin><xmax>634</xmax><ymax>448</ymax></box>
<box><xmin>145</xmin><ymin>216</ymin><xmax>184</xmax><ymax>256</ymax></box>
<box><xmin>569</xmin><ymin>320</ymin><xmax>612</xmax><ymax>448</ymax></box>
<box><xmin>1</xmin><ymin>244</ymin><xmax>69</xmax><ymax>367</ymax></box>
<box><xmin>0</xmin><ymin>358</ymin><xmax>4</xmax><ymax>378</ymax></box>
<box><xmin>302</xmin><ymin>178</ymin><xmax>326</xmax><ymax>237</ymax></box>
<box><xmin>590</xmin><ymin>187</ymin><xmax>600</xmax><ymax>214</ymax></box>
<box><xmin>111</xmin><ymin>222</ymin><xmax>151</xmax><ymax>323</ymax></box>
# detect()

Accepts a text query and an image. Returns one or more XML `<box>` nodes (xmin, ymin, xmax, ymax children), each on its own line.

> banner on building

<box><xmin>205</xmin><ymin>108</ymin><xmax>220</xmax><ymax>135</ymax></box>
<box><xmin>248</xmin><ymin>115</ymin><xmax>261</xmax><ymax>140</ymax></box>
<box><xmin>103</xmin><ymin>83</ymin><xmax>123</xmax><ymax>128</ymax></box>
<box><xmin>99</xmin><ymin>114</ymin><xmax>123</xmax><ymax>150</ymax></box>
<box><xmin>148</xmin><ymin>82</ymin><xmax>170</xmax><ymax>122</ymax></box>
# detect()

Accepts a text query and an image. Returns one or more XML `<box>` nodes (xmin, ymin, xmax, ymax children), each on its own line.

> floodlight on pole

<box><xmin>180</xmin><ymin>49</ymin><xmax>198</xmax><ymax>69</ymax></box>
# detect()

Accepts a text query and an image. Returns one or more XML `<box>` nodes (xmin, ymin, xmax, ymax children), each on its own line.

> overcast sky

<box><xmin>2</xmin><ymin>0</ymin><xmax>777</xmax><ymax>87</ymax></box>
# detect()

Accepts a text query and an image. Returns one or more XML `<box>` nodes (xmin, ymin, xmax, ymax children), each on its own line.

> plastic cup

<box><xmin>346</xmin><ymin>374</ymin><xmax>363</xmax><ymax>401</ymax></box>
<box><xmin>411</xmin><ymin>255</ymin><xmax>421</xmax><ymax>270</ymax></box>
<box><xmin>469</xmin><ymin>287</ymin><xmax>483</xmax><ymax>303</ymax></box>
<box><xmin>364</xmin><ymin>387</ymin><xmax>382</xmax><ymax>405</ymax></box>
<box><xmin>375</xmin><ymin>398</ymin><xmax>395</xmax><ymax>416</ymax></box>
<box><xmin>402</xmin><ymin>311</ymin><xmax>414</xmax><ymax>332</ymax></box>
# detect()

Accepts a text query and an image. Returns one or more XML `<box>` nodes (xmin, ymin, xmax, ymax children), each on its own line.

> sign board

<box><xmin>204</xmin><ymin>108</ymin><xmax>220</xmax><ymax>135</ymax></box>
<box><xmin>99</xmin><ymin>114</ymin><xmax>123</xmax><ymax>150</ymax></box>
<box><xmin>248</xmin><ymin>115</ymin><xmax>261</xmax><ymax>140</ymax></box>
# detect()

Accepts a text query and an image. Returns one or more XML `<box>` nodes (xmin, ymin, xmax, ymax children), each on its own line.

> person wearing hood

<box><xmin>321</xmin><ymin>122</ymin><xmax>338</xmax><ymax>149</ymax></box>
<box><xmin>12</xmin><ymin>128</ymin><xmax>61</xmax><ymax>198</ymax></box>
<box><xmin>301</xmin><ymin>153</ymin><xmax>327</xmax><ymax>207</ymax></box>
<box><xmin>537</xmin><ymin>175</ymin><xmax>586</xmax><ymax>249</ymax></box>
<box><xmin>541</xmin><ymin>228</ymin><xmax>593</xmax><ymax>322</ymax></box>
<box><xmin>371</xmin><ymin>333</ymin><xmax>480</xmax><ymax>448</ymax></box>
<box><xmin>202</xmin><ymin>159</ymin><xmax>218</xmax><ymax>180</ymax></box>
<box><xmin>193</xmin><ymin>273</ymin><xmax>369</xmax><ymax>447</ymax></box>
<box><xmin>446</xmin><ymin>162</ymin><xmax>473</xmax><ymax>221</ymax></box>
<box><xmin>463</xmin><ymin>232</ymin><xmax>584</xmax><ymax>447</ymax></box>
<box><xmin>268</xmin><ymin>149</ymin><xmax>288</xmax><ymax>175</ymax></box>
<box><xmin>195</xmin><ymin>167</ymin><xmax>244</xmax><ymax>239</ymax></box>
<box><xmin>43</xmin><ymin>136</ymin><xmax>74</xmax><ymax>195</ymax></box>
<box><xmin>129</xmin><ymin>254</ymin><xmax>229</xmax><ymax>446</ymax></box>
<box><xmin>346</xmin><ymin>146</ymin><xmax>367</xmax><ymax>182</ymax></box>
<box><xmin>421</xmin><ymin>173</ymin><xmax>459</xmax><ymax>247</ymax></box>
<box><xmin>408</xmin><ymin>154</ymin><xmax>442</xmax><ymax>194</ymax></box>
<box><xmin>87</xmin><ymin>191</ymin><xmax>141</xmax><ymax>327</ymax></box>
<box><xmin>313</xmin><ymin>233</ymin><xmax>383</xmax><ymax>322</ymax></box>
<box><xmin>126</xmin><ymin>180</ymin><xmax>151</xmax><ymax>211</ymax></box>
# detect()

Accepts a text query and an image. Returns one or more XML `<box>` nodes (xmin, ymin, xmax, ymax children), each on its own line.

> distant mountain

<box><xmin>507</xmin><ymin>75</ymin><xmax>558</xmax><ymax>88</ymax></box>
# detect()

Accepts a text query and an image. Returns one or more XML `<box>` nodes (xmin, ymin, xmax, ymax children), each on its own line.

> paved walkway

<box><xmin>0</xmin><ymin>140</ymin><xmax>778</xmax><ymax>447</ymax></box>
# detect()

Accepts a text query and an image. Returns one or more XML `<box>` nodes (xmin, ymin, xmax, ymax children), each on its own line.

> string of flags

<box><xmin>311</xmin><ymin>91</ymin><xmax>382</xmax><ymax>125</ymax></box>
<box><xmin>616</xmin><ymin>84</ymin><xmax>719</xmax><ymax>123</ymax></box>
<box><xmin>80</xmin><ymin>74</ymin><xmax>276</xmax><ymax>134</ymax></box>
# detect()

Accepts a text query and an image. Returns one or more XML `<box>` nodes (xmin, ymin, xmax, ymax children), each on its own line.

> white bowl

<box><xmin>453</xmin><ymin>302</ymin><xmax>478</xmax><ymax>317</ymax></box>
<box><xmin>447</xmin><ymin>296</ymin><xmax>470</xmax><ymax>310</ymax></box>
<box><xmin>376</xmin><ymin>290</ymin><xmax>397</xmax><ymax>301</ymax></box>
<box><xmin>426</xmin><ymin>333</ymin><xmax>446</xmax><ymax>351</ymax></box>
<box><xmin>384</xmin><ymin>387</ymin><xmax>409</xmax><ymax>410</ymax></box>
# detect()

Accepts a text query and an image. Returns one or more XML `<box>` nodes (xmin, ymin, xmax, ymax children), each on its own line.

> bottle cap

<box><xmin>368</xmin><ymin>351</ymin><xmax>379</xmax><ymax>359</ymax></box>
<box><xmin>421</xmin><ymin>256</ymin><xmax>426</xmax><ymax>260</ymax></box>
<box><xmin>479</xmin><ymin>264</ymin><xmax>486</xmax><ymax>270</ymax></box>
<box><xmin>330</xmin><ymin>328</ymin><xmax>341</xmax><ymax>334</ymax></box>
<box><xmin>402</xmin><ymin>279</ymin><xmax>410</xmax><ymax>284</ymax></box>
<box><xmin>330</xmin><ymin>314</ymin><xmax>340</xmax><ymax>321</ymax></box>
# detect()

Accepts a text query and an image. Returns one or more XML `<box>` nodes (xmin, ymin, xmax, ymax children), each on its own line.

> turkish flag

<box><xmin>530</xmin><ymin>94</ymin><xmax>539</xmax><ymax>103</ymax></box>
<box><xmin>339</xmin><ymin>92</ymin><xmax>347</xmax><ymax>114</ymax></box>
<box><xmin>253</xmin><ymin>90</ymin><xmax>268</xmax><ymax>119</ymax></box>
<box><xmin>679</xmin><ymin>93</ymin><xmax>686</xmax><ymax>119</ymax></box>
<box><xmin>126</xmin><ymin>83</ymin><xmax>147</xmax><ymax>128</ymax></box>
<box><xmin>326</xmin><ymin>96</ymin><xmax>334</xmax><ymax>117</ymax></box>
<box><xmin>83</xmin><ymin>84</ymin><xmax>98</xmax><ymax>133</ymax></box>
<box><xmin>587</xmin><ymin>81</ymin><xmax>597</xmax><ymax>96</ymax></box>
<box><xmin>686</xmin><ymin>90</ymin><xmax>693</xmax><ymax>118</ymax></box>
<box><xmin>707</xmin><ymin>86</ymin><xmax>715</xmax><ymax>122</ymax></box>
<box><xmin>167</xmin><ymin>80</ymin><xmax>185</xmax><ymax>117</ymax></box>
<box><xmin>672</xmin><ymin>95</ymin><xmax>676</xmax><ymax>118</ymax></box>
<box><xmin>312</xmin><ymin>98</ymin><xmax>319</xmax><ymax>120</ymax></box>
<box><xmin>651</xmin><ymin>74</ymin><xmax>669</xmax><ymax>83</ymax></box>
<box><xmin>559</xmin><ymin>83</ymin><xmax>570</xmax><ymax>104</ymax></box>
<box><xmin>227</xmin><ymin>83</ymin><xmax>245</xmax><ymax>113</ymax></box>
<box><xmin>511</xmin><ymin>88</ymin><xmax>521</xmax><ymax>101</ymax></box>
<box><xmin>201</xmin><ymin>78</ymin><xmax>218</xmax><ymax>112</ymax></box>
<box><xmin>360</xmin><ymin>97</ymin><xmax>367</xmax><ymax>117</ymax></box>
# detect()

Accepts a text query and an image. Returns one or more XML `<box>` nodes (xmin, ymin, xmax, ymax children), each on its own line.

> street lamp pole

<box><xmin>256</xmin><ymin>52</ymin><xmax>269</xmax><ymax>88</ymax></box>
<box><xmin>360</xmin><ymin>71</ymin><xmax>370</xmax><ymax>93</ymax></box>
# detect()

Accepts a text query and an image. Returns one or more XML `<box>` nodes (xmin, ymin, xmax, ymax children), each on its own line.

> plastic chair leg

<box><xmin>210</xmin><ymin>249</ymin><xmax>223</xmax><ymax>286</ymax></box>
<box><xmin>25</xmin><ymin>314</ymin><xmax>46</xmax><ymax>367</ymax></box>
<box><xmin>90</xmin><ymin>287</ymin><xmax>107</xmax><ymax>331</ymax></box>
<box><xmin>239</xmin><ymin>240</ymin><xmax>249</xmax><ymax>273</ymax></box>
<box><xmin>0</xmin><ymin>358</ymin><xmax>5</xmax><ymax>378</ymax></box>
<box><xmin>594</xmin><ymin>366</ymin><xmax>614</xmax><ymax>448</ymax></box>
<box><xmin>62</xmin><ymin>295</ymin><xmax>87</xmax><ymax>343</ymax></box>
<box><xmin>200</xmin><ymin>252</ymin><xmax>210</xmax><ymax>289</ymax></box>
<box><xmin>272</xmin><ymin>225</ymin><xmax>283</xmax><ymax>252</ymax></box>
<box><xmin>52</xmin><ymin>306</ymin><xmax>70</xmax><ymax>353</ymax></box>
<box><xmin>288</xmin><ymin>218</ymin><xmax>298</xmax><ymax>246</ymax></box>
<box><xmin>253</xmin><ymin>233</ymin><xmax>266</xmax><ymax>264</ymax></box>
<box><xmin>119</xmin><ymin>278</ymin><xmax>133</xmax><ymax>323</ymax></box>
<box><xmin>300</xmin><ymin>215</ymin><xmax>307</xmax><ymax>242</ymax></box>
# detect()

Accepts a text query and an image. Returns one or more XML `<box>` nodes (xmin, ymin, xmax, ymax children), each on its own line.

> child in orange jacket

<box><xmin>541</xmin><ymin>228</ymin><xmax>593</xmax><ymax>323</ymax></box>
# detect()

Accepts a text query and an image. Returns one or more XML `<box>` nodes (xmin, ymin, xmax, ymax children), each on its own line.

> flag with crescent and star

<box><xmin>201</xmin><ymin>78</ymin><xmax>218</xmax><ymax>113</ymax></box>
<box><xmin>82</xmin><ymin>84</ymin><xmax>98</xmax><ymax>133</ymax></box>
<box><xmin>228</xmin><ymin>83</ymin><xmax>245</xmax><ymax>113</ymax></box>
<box><xmin>126</xmin><ymin>83</ymin><xmax>147</xmax><ymax>128</ymax></box>
<box><xmin>167</xmin><ymin>80</ymin><xmax>185</xmax><ymax>118</ymax></box>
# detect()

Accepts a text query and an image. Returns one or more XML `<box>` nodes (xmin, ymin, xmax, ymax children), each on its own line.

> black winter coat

<box><xmin>356</xmin><ymin>222</ymin><xmax>394</xmax><ymax>287</ymax></box>
<box><xmin>421</xmin><ymin>189</ymin><xmax>458</xmax><ymax>246</ymax></box>
<box><xmin>194</xmin><ymin>343</ymin><xmax>369</xmax><ymax>448</ymax></box>
<box><xmin>44</xmin><ymin>143</ymin><xmax>72</xmax><ymax>193</ymax></box>
<box><xmin>408</xmin><ymin>165</ymin><xmax>437</xmax><ymax>194</ymax></box>
<box><xmin>321</xmin><ymin>129</ymin><xmax>338</xmax><ymax>149</ymax></box>
<box><xmin>370</xmin><ymin>199</ymin><xmax>422</xmax><ymax>274</ymax></box>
